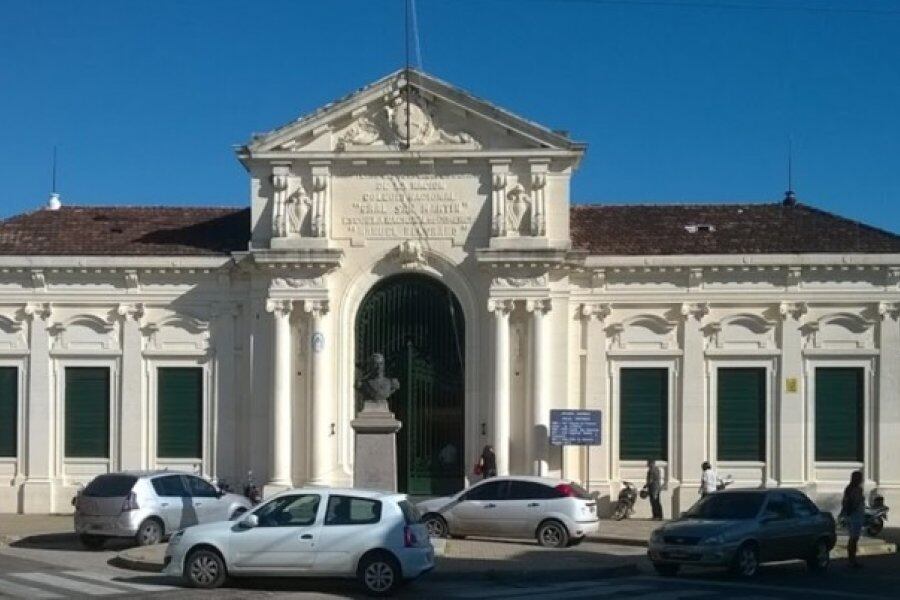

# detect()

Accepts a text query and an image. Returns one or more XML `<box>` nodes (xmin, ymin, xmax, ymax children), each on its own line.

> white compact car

<box><xmin>74</xmin><ymin>471</ymin><xmax>252</xmax><ymax>548</ymax></box>
<box><xmin>417</xmin><ymin>476</ymin><xmax>599</xmax><ymax>548</ymax></box>
<box><xmin>164</xmin><ymin>487</ymin><xmax>434</xmax><ymax>596</ymax></box>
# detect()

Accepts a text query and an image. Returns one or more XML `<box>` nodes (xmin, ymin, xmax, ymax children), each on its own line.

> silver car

<box><xmin>74</xmin><ymin>471</ymin><xmax>253</xmax><ymax>549</ymax></box>
<box><xmin>417</xmin><ymin>476</ymin><xmax>599</xmax><ymax>548</ymax></box>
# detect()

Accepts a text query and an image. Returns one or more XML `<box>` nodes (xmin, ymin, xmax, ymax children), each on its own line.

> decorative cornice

<box><xmin>779</xmin><ymin>301</ymin><xmax>808</xmax><ymax>320</ymax></box>
<box><xmin>23</xmin><ymin>302</ymin><xmax>52</xmax><ymax>321</ymax></box>
<box><xmin>491</xmin><ymin>275</ymin><xmax>548</xmax><ymax>289</ymax></box>
<box><xmin>30</xmin><ymin>270</ymin><xmax>46</xmax><ymax>290</ymax></box>
<box><xmin>878</xmin><ymin>301</ymin><xmax>900</xmax><ymax>321</ymax></box>
<box><xmin>271</xmin><ymin>276</ymin><xmax>325</xmax><ymax>289</ymax></box>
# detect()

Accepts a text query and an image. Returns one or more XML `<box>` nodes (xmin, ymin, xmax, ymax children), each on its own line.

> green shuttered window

<box><xmin>65</xmin><ymin>367</ymin><xmax>110</xmax><ymax>458</ymax></box>
<box><xmin>157</xmin><ymin>367</ymin><xmax>203</xmax><ymax>459</ymax></box>
<box><xmin>0</xmin><ymin>367</ymin><xmax>17</xmax><ymax>457</ymax></box>
<box><xmin>815</xmin><ymin>367</ymin><xmax>863</xmax><ymax>462</ymax></box>
<box><xmin>717</xmin><ymin>368</ymin><xmax>766</xmax><ymax>462</ymax></box>
<box><xmin>620</xmin><ymin>368</ymin><xmax>668</xmax><ymax>460</ymax></box>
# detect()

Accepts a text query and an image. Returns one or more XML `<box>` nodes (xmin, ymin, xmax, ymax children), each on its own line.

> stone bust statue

<box><xmin>355</xmin><ymin>353</ymin><xmax>400</xmax><ymax>413</ymax></box>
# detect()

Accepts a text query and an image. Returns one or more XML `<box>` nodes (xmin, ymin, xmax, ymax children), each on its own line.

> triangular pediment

<box><xmin>242</xmin><ymin>69</ymin><xmax>584</xmax><ymax>155</ymax></box>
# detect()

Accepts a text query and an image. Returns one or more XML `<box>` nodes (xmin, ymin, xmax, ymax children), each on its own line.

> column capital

<box><xmin>265</xmin><ymin>298</ymin><xmax>293</xmax><ymax>317</ymax></box>
<box><xmin>680</xmin><ymin>302</ymin><xmax>709</xmax><ymax>321</ymax></box>
<box><xmin>525</xmin><ymin>298</ymin><xmax>552</xmax><ymax>314</ymax></box>
<box><xmin>22</xmin><ymin>302</ymin><xmax>52</xmax><ymax>321</ymax></box>
<box><xmin>303</xmin><ymin>299</ymin><xmax>329</xmax><ymax>317</ymax></box>
<box><xmin>579</xmin><ymin>302</ymin><xmax>610</xmax><ymax>321</ymax></box>
<box><xmin>487</xmin><ymin>298</ymin><xmax>514</xmax><ymax>315</ymax></box>
<box><xmin>878</xmin><ymin>301</ymin><xmax>900</xmax><ymax>321</ymax></box>
<box><xmin>779</xmin><ymin>301</ymin><xmax>808</xmax><ymax>321</ymax></box>
<box><xmin>115</xmin><ymin>302</ymin><xmax>145</xmax><ymax>321</ymax></box>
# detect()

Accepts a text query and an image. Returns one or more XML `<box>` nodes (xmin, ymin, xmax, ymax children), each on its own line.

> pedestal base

<box><xmin>21</xmin><ymin>479</ymin><xmax>53</xmax><ymax>514</ymax></box>
<box><xmin>351</xmin><ymin>409</ymin><xmax>402</xmax><ymax>492</ymax></box>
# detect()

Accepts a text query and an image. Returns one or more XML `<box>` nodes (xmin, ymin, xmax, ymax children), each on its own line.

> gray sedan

<box><xmin>648</xmin><ymin>489</ymin><xmax>836</xmax><ymax>577</ymax></box>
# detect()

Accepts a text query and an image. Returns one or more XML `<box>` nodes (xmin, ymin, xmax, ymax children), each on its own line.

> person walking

<box><xmin>700</xmin><ymin>461</ymin><xmax>717</xmax><ymax>497</ymax></box>
<box><xmin>475</xmin><ymin>445</ymin><xmax>497</xmax><ymax>479</ymax></box>
<box><xmin>645</xmin><ymin>459</ymin><xmax>663</xmax><ymax>520</ymax></box>
<box><xmin>841</xmin><ymin>470</ymin><xmax>866</xmax><ymax>568</ymax></box>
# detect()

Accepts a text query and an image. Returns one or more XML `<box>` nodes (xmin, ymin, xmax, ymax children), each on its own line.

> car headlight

<box><xmin>169</xmin><ymin>530</ymin><xmax>184</xmax><ymax>546</ymax></box>
<box><xmin>700</xmin><ymin>534</ymin><xmax>725</xmax><ymax>545</ymax></box>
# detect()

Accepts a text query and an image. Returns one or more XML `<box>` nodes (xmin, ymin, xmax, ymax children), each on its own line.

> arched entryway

<box><xmin>355</xmin><ymin>274</ymin><xmax>465</xmax><ymax>495</ymax></box>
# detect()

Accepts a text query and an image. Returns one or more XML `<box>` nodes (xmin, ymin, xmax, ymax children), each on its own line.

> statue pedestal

<box><xmin>351</xmin><ymin>406</ymin><xmax>402</xmax><ymax>492</ymax></box>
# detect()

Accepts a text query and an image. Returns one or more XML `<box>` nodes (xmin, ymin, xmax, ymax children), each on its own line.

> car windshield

<box><xmin>684</xmin><ymin>492</ymin><xmax>765</xmax><ymax>520</ymax></box>
<box><xmin>83</xmin><ymin>474</ymin><xmax>137</xmax><ymax>497</ymax></box>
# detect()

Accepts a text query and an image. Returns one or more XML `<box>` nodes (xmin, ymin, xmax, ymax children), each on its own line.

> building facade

<box><xmin>1</xmin><ymin>70</ymin><xmax>899</xmax><ymax>515</ymax></box>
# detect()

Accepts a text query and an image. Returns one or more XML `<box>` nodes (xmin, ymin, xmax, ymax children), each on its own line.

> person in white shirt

<box><xmin>700</xmin><ymin>461</ymin><xmax>718</xmax><ymax>497</ymax></box>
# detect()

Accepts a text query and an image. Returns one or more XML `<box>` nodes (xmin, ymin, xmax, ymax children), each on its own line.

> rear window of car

<box><xmin>564</xmin><ymin>482</ymin><xmax>593</xmax><ymax>500</ymax></box>
<box><xmin>83</xmin><ymin>474</ymin><xmax>137</xmax><ymax>497</ymax></box>
<box><xmin>685</xmin><ymin>492</ymin><xmax>766</xmax><ymax>520</ymax></box>
<box><xmin>324</xmin><ymin>495</ymin><xmax>382</xmax><ymax>526</ymax></box>
<box><xmin>398</xmin><ymin>500</ymin><xmax>422</xmax><ymax>524</ymax></box>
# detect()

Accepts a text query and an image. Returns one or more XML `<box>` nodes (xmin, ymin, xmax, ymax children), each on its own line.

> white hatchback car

<box><xmin>417</xmin><ymin>476</ymin><xmax>599</xmax><ymax>547</ymax></box>
<box><xmin>163</xmin><ymin>487</ymin><xmax>434</xmax><ymax>596</ymax></box>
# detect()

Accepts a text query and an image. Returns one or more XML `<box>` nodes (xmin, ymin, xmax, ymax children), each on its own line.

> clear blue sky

<box><xmin>2</xmin><ymin>0</ymin><xmax>899</xmax><ymax>233</ymax></box>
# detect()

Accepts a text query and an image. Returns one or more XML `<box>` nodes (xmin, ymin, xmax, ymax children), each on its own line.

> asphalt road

<box><xmin>1</xmin><ymin>533</ymin><xmax>898</xmax><ymax>599</ymax></box>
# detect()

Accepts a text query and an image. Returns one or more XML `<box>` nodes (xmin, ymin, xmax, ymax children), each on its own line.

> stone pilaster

<box><xmin>526</xmin><ymin>298</ymin><xmax>551</xmax><ymax>475</ymax></box>
<box><xmin>22</xmin><ymin>303</ymin><xmax>53</xmax><ymax>513</ymax></box>
<box><xmin>877</xmin><ymin>302</ymin><xmax>900</xmax><ymax>498</ymax></box>
<box><xmin>676</xmin><ymin>302</ymin><xmax>708</xmax><ymax>513</ymax></box>
<box><xmin>778</xmin><ymin>301</ymin><xmax>807</xmax><ymax>487</ymax></box>
<box><xmin>264</xmin><ymin>299</ymin><xmax>293</xmax><ymax>493</ymax></box>
<box><xmin>118</xmin><ymin>303</ymin><xmax>144</xmax><ymax>471</ymax></box>
<box><xmin>489</xmin><ymin>299</ymin><xmax>514</xmax><ymax>475</ymax></box>
<box><xmin>580</xmin><ymin>303</ymin><xmax>610</xmax><ymax>489</ymax></box>
<box><xmin>305</xmin><ymin>299</ymin><xmax>331</xmax><ymax>483</ymax></box>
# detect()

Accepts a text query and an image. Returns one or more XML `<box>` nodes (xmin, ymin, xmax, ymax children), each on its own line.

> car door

<box><xmin>788</xmin><ymin>491</ymin><xmax>823</xmax><ymax>558</ymax></box>
<box><xmin>314</xmin><ymin>494</ymin><xmax>384</xmax><ymax>574</ymax></box>
<box><xmin>183</xmin><ymin>475</ymin><xmax>227</xmax><ymax>523</ymax></box>
<box><xmin>504</xmin><ymin>481</ymin><xmax>555</xmax><ymax>536</ymax></box>
<box><xmin>151</xmin><ymin>474</ymin><xmax>194</xmax><ymax>530</ymax></box>
<box><xmin>451</xmin><ymin>480</ymin><xmax>510</xmax><ymax>536</ymax></box>
<box><xmin>758</xmin><ymin>492</ymin><xmax>796</xmax><ymax>562</ymax></box>
<box><xmin>230</xmin><ymin>493</ymin><xmax>322</xmax><ymax>573</ymax></box>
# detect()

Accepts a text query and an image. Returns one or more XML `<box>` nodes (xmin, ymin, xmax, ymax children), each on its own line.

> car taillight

<box><xmin>555</xmin><ymin>484</ymin><xmax>577</xmax><ymax>497</ymax></box>
<box><xmin>404</xmin><ymin>526</ymin><xmax>417</xmax><ymax>548</ymax></box>
<box><xmin>121</xmin><ymin>491</ymin><xmax>139</xmax><ymax>511</ymax></box>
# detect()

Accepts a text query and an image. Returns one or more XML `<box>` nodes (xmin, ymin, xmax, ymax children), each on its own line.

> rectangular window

<box><xmin>815</xmin><ymin>367</ymin><xmax>864</xmax><ymax>462</ymax></box>
<box><xmin>619</xmin><ymin>368</ymin><xmax>668</xmax><ymax>461</ymax></box>
<box><xmin>0</xmin><ymin>367</ymin><xmax>17</xmax><ymax>457</ymax></box>
<box><xmin>65</xmin><ymin>367</ymin><xmax>110</xmax><ymax>458</ymax></box>
<box><xmin>324</xmin><ymin>495</ymin><xmax>382</xmax><ymax>525</ymax></box>
<box><xmin>157</xmin><ymin>367</ymin><xmax>203</xmax><ymax>459</ymax></box>
<box><xmin>717</xmin><ymin>367</ymin><xmax>766</xmax><ymax>461</ymax></box>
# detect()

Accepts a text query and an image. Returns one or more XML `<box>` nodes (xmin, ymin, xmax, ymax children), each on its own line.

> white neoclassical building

<box><xmin>1</xmin><ymin>70</ymin><xmax>899</xmax><ymax>515</ymax></box>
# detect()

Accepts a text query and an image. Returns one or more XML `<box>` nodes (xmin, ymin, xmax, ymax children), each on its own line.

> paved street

<box><xmin>1</xmin><ymin>531</ymin><xmax>899</xmax><ymax>599</ymax></box>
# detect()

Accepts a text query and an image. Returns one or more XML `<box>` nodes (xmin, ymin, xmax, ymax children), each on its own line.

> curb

<box><xmin>591</xmin><ymin>535</ymin><xmax>648</xmax><ymax>548</ymax></box>
<box><xmin>113</xmin><ymin>545</ymin><xmax>167</xmax><ymax>573</ymax></box>
<box><xmin>425</xmin><ymin>563</ymin><xmax>640</xmax><ymax>583</ymax></box>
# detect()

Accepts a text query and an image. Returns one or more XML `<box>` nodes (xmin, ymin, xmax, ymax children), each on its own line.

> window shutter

<box><xmin>815</xmin><ymin>368</ymin><xmax>863</xmax><ymax>462</ymax></box>
<box><xmin>0</xmin><ymin>367</ymin><xmax>16</xmax><ymax>457</ymax></box>
<box><xmin>619</xmin><ymin>368</ymin><xmax>668</xmax><ymax>460</ymax></box>
<box><xmin>717</xmin><ymin>368</ymin><xmax>766</xmax><ymax>461</ymax></box>
<box><xmin>65</xmin><ymin>367</ymin><xmax>110</xmax><ymax>458</ymax></box>
<box><xmin>157</xmin><ymin>367</ymin><xmax>203</xmax><ymax>459</ymax></box>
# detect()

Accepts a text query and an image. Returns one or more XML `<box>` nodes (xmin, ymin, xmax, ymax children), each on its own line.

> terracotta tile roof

<box><xmin>1</xmin><ymin>202</ymin><xmax>897</xmax><ymax>257</ymax></box>
<box><xmin>570</xmin><ymin>202</ymin><xmax>900</xmax><ymax>255</ymax></box>
<box><xmin>0</xmin><ymin>206</ymin><xmax>250</xmax><ymax>256</ymax></box>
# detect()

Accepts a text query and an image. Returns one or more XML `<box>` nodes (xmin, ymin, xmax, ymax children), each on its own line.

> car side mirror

<box><xmin>239</xmin><ymin>513</ymin><xmax>259</xmax><ymax>529</ymax></box>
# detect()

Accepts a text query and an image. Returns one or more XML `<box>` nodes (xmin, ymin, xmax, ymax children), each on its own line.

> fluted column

<box><xmin>527</xmin><ymin>298</ymin><xmax>551</xmax><ymax>475</ymax></box>
<box><xmin>305</xmin><ymin>299</ymin><xmax>331</xmax><ymax>483</ymax></box>
<box><xmin>265</xmin><ymin>299</ymin><xmax>293</xmax><ymax>488</ymax></box>
<box><xmin>489</xmin><ymin>299</ymin><xmax>513</xmax><ymax>475</ymax></box>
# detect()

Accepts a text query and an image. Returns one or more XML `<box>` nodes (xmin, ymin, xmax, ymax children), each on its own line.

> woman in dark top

<box><xmin>841</xmin><ymin>470</ymin><xmax>865</xmax><ymax>568</ymax></box>
<box><xmin>477</xmin><ymin>445</ymin><xmax>497</xmax><ymax>479</ymax></box>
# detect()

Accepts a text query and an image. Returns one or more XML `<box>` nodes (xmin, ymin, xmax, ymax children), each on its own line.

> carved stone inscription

<box><xmin>333</xmin><ymin>174</ymin><xmax>481</xmax><ymax>241</ymax></box>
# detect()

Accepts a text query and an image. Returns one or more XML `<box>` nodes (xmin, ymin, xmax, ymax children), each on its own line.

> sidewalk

<box><xmin>0</xmin><ymin>514</ymin><xmax>72</xmax><ymax>545</ymax></box>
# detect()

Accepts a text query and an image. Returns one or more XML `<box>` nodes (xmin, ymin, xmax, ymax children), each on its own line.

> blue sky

<box><xmin>2</xmin><ymin>0</ymin><xmax>899</xmax><ymax>233</ymax></box>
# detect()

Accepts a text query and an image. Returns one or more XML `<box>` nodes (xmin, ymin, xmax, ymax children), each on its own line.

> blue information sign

<box><xmin>550</xmin><ymin>410</ymin><xmax>602</xmax><ymax>446</ymax></box>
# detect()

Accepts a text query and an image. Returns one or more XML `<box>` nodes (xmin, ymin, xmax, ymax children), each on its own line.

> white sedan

<box><xmin>163</xmin><ymin>487</ymin><xmax>434</xmax><ymax>596</ymax></box>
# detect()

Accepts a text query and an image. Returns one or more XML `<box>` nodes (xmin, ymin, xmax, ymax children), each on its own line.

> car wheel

<box><xmin>730</xmin><ymin>543</ymin><xmax>760</xmax><ymax>578</ymax></box>
<box><xmin>358</xmin><ymin>552</ymin><xmax>401</xmax><ymax>597</ymax></box>
<box><xmin>185</xmin><ymin>548</ymin><xmax>227</xmax><ymax>589</ymax></box>
<box><xmin>654</xmin><ymin>563</ymin><xmax>679</xmax><ymax>577</ymax></box>
<box><xmin>79</xmin><ymin>534</ymin><xmax>106</xmax><ymax>550</ymax></box>
<box><xmin>423</xmin><ymin>514</ymin><xmax>449</xmax><ymax>538</ymax></box>
<box><xmin>135</xmin><ymin>518</ymin><xmax>163</xmax><ymax>546</ymax></box>
<box><xmin>536</xmin><ymin>520</ymin><xmax>570</xmax><ymax>548</ymax></box>
<box><xmin>807</xmin><ymin>538</ymin><xmax>830</xmax><ymax>572</ymax></box>
<box><xmin>866</xmin><ymin>518</ymin><xmax>884</xmax><ymax>537</ymax></box>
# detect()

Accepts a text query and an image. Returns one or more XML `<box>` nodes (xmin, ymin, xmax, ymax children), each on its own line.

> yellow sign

<box><xmin>785</xmin><ymin>378</ymin><xmax>799</xmax><ymax>393</ymax></box>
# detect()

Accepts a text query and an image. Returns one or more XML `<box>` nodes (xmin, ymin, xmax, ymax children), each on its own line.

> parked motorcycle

<box><xmin>837</xmin><ymin>491</ymin><xmax>890</xmax><ymax>537</ymax></box>
<box><xmin>612</xmin><ymin>481</ymin><xmax>638</xmax><ymax>521</ymax></box>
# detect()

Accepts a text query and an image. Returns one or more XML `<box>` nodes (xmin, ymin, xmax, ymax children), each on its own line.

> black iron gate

<box><xmin>355</xmin><ymin>274</ymin><xmax>465</xmax><ymax>495</ymax></box>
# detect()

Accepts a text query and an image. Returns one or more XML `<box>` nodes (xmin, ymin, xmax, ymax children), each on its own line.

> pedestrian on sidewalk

<box><xmin>475</xmin><ymin>445</ymin><xmax>497</xmax><ymax>479</ymax></box>
<box><xmin>645</xmin><ymin>459</ymin><xmax>663</xmax><ymax>520</ymax></box>
<box><xmin>700</xmin><ymin>461</ymin><xmax>717</xmax><ymax>497</ymax></box>
<box><xmin>841</xmin><ymin>470</ymin><xmax>865</xmax><ymax>568</ymax></box>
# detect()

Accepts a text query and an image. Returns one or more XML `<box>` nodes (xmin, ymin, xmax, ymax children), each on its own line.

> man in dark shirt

<box><xmin>645</xmin><ymin>459</ymin><xmax>663</xmax><ymax>520</ymax></box>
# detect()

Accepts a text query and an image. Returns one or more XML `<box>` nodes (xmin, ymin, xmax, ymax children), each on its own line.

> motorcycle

<box><xmin>612</xmin><ymin>481</ymin><xmax>638</xmax><ymax>521</ymax></box>
<box><xmin>242</xmin><ymin>470</ymin><xmax>262</xmax><ymax>506</ymax></box>
<box><xmin>838</xmin><ymin>491</ymin><xmax>890</xmax><ymax>537</ymax></box>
